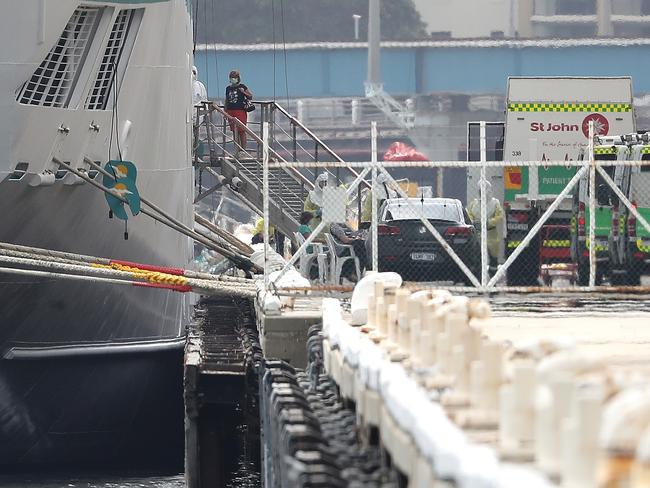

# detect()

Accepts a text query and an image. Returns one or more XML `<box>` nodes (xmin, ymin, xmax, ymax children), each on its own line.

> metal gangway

<box><xmin>193</xmin><ymin>101</ymin><xmax>365</xmax><ymax>241</ymax></box>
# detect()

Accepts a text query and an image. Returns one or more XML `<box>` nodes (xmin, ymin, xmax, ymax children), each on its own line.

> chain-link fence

<box><xmin>262</xmin><ymin>122</ymin><xmax>650</xmax><ymax>293</ymax></box>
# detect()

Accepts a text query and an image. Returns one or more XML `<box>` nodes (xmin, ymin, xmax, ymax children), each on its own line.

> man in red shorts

<box><xmin>225</xmin><ymin>69</ymin><xmax>253</xmax><ymax>157</ymax></box>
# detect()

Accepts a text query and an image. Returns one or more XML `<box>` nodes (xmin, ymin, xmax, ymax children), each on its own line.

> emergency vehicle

<box><xmin>608</xmin><ymin>134</ymin><xmax>650</xmax><ymax>284</ymax></box>
<box><xmin>469</xmin><ymin>77</ymin><xmax>635</xmax><ymax>285</ymax></box>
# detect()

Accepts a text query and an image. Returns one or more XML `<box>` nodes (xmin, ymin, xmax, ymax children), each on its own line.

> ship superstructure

<box><xmin>0</xmin><ymin>0</ymin><xmax>194</xmax><ymax>464</ymax></box>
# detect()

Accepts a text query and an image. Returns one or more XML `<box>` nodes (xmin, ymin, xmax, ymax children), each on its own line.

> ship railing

<box><xmin>193</xmin><ymin>101</ymin><xmax>368</xmax><ymax>227</ymax></box>
<box><xmin>198</xmin><ymin>102</ymin><xmax>309</xmax><ymax>211</ymax></box>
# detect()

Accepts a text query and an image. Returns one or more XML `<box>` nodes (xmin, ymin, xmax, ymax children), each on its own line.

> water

<box><xmin>0</xmin><ymin>407</ymin><xmax>260</xmax><ymax>488</ymax></box>
<box><xmin>0</xmin><ymin>473</ymin><xmax>185</xmax><ymax>488</ymax></box>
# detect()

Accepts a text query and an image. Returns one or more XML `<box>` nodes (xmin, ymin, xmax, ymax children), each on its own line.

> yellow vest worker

<box><xmin>466</xmin><ymin>182</ymin><xmax>504</xmax><ymax>259</ymax></box>
<box><xmin>304</xmin><ymin>173</ymin><xmax>329</xmax><ymax>231</ymax></box>
<box><xmin>251</xmin><ymin>218</ymin><xmax>275</xmax><ymax>244</ymax></box>
<box><xmin>361</xmin><ymin>173</ymin><xmax>394</xmax><ymax>222</ymax></box>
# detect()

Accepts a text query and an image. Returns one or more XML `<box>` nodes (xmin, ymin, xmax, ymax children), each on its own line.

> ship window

<box><xmin>556</xmin><ymin>0</ymin><xmax>596</xmax><ymax>15</ymax></box>
<box><xmin>8</xmin><ymin>162</ymin><xmax>29</xmax><ymax>181</ymax></box>
<box><xmin>17</xmin><ymin>7</ymin><xmax>102</xmax><ymax>108</ymax></box>
<box><xmin>55</xmin><ymin>168</ymin><xmax>69</xmax><ymax>180</ymax></box>
<box><xmin>85</xmin><ymin>9</ymin><xmax>143</xmax><ymax>110</ymax></box>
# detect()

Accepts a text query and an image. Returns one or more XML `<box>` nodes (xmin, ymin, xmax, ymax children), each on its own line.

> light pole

<box><xmin>353</xmin><ymin>14</ymin><xmax>361</xmax><ymax>40</ymax></box>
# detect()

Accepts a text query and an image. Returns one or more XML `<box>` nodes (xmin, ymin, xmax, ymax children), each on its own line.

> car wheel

<box><xmin>577</xmin><ymin>263</ymin><xmax>589</xmax><ymax>286</ymax></box>
<box><xmin>626</xmin><ymin>266</ymin><xmax>641</xmax><ymax>286</ymax></box>
<box><xmin>609</xmin><ymin>268</ymin><xmax>626</xmax><ymax>286</ymax></box>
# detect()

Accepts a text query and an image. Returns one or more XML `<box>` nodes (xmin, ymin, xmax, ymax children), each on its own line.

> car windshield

<box><xmin>384</xmin><ymin>201</ymin><xmax>461</xmax><ymax>222</ymax></box>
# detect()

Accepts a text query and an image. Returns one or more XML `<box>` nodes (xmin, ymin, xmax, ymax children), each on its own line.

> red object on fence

<box><xmin>383</xmin><ymin>142</ymin><xmax>429</xmax><ymax>162</ymax></box>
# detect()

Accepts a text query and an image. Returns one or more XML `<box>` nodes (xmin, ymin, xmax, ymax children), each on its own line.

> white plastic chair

<box><xmin>325</xmin><ymin>233</ymin><xmax>361</xmax><ymax>285</ymax></box>
<box><xmin>294</xmin><ymin>232</ymin><xmax>328</xmax><ymax>283</ymax></box>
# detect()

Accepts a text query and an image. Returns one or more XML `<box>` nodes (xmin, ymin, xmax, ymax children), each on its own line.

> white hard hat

<box><xmin>192</xmin><ymin>66</ymin><xmax>198</xmax><ymax>76</ymax></box>
<box><xmin>316</xmin><ymin>173</ymin><xmax>329</xmax><ymax>183</ymax></box>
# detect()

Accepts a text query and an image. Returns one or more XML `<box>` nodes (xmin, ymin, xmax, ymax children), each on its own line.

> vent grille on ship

<box><xmin>17</xmin><ymin>6</ymin><xmax>100</xmax><ymax>108</ymax></box>
<box><xmin>85</xmin><ymin>9</ymin><xmax>135</xmax><ymax>110</ymax></box>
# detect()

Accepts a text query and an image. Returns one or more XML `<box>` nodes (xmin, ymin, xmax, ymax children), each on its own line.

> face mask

<box><xmin>230</xmin><ymin>78</ymin><xmax>239</xmax><ymax>85</ymax></box>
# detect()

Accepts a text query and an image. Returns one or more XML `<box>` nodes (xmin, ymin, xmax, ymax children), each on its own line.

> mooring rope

<box><xmin>55</xmin><ymin>159</ymin><xmax>258</xmax><ymax>272</ymax></box>
<box><xmin>0</xmin><ymin>244</ymin><xmax>257</xmax><ymax>297</ymax></box>
<box><xmin>0</xmin><ymin>242</ymin><xmax>253</xmax><ymax>284</ymax></box>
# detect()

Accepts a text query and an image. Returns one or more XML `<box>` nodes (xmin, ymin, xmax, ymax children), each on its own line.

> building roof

<box><xmin>196</xmin><ymin>37</ymin><xmax>650</xmax><ymax>52</ymax></box>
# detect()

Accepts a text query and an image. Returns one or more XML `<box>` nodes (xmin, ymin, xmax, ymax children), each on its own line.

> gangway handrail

<box><xmin>257</xmin><ymin>100</ymin><xmax>370</xmax><ymax>189</ymax></box>
<box><xmin>206</xmin><ymin>103</ymin><xmax>315</xmax><ymax>191</ymax></box>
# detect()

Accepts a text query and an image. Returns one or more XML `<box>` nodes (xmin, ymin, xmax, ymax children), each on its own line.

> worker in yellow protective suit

<box><xmin>467</xmin><ymin>181</ymin><xmax>504</xmax><ymax>267</ymax></box>
<box><xmin>303</xmin><ymin>173</ymin><xmax>329</xmax><ymax>232</ymax></box>
<box><xmin>251</xmin><ymin>218</ymin><xmax>275</xmax><ymax>245</ymax></box>
<box><xmin>361</xmin><ymin>173</ymin><xmax>395</xmax><ymax>223</ymax></box>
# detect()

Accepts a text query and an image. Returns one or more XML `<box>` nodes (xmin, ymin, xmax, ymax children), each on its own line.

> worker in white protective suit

<box><xmin>192</xmin><ymin>66</ymin><xmax>208</xmax><ymax>107</ymax></box>
<box><xmin>304</xmin><ymin>173</ymin><xmax>329</xmax><ymax>232</ymax></box>
<box><xmin>192</xmin><ymin>66</ymin><xmax>209</xmax><ymax>162</ymax></box>
<box><xmin>361</xmin><ymin>172</ymin><xmax>396</xmax><ymax>222</ymax></box>
<box><xmin>467</xmin><ymin>181</ymin><xmax>504</xmax><ymax>268</ymax></box>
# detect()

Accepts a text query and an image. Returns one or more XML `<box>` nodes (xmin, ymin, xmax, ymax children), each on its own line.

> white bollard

<box><xmin>366</xmin><ymin>289</ymin><xmax>376</xmax><ymax>330</ymax></box>
<box><xmin>444</xmin><ymin>298</ymin><xmax>469</xmax><ymax>351</ymax></box>
<box><xmin>462</xmin><ymin>341</ymin><xmax>503</xmax><ymax>429</ymax></box>
<box><xmin>454</xmin><ymin>326</ymin><xmax>481</xmax><ymax>397</ymax></box>
<box><xmin>374</xmin><ymin>296</ymin><xmax>386</xmax><ymax>339</ymax></box>
<box><xmin>437</xmin><ymin>332</ymin><xmax>451</xmax><ymax>375</ymax></box>
<box><xmin>511</xmin><ymin>361</ymin><xmax>537</xmax><ymax>444</ymax></box>
<box><xmin>536</xmin><ymin>374</ymin><xmax>574</xmax><ymax>476</ymax></box>
<box><xmin>422</xmin><ymin>300</ymin><xmax>446</xmax><ymax>366</ymax></box>
<box><xmin>561</xmin><ymin>386</ymin><xmax>602</xmax><ymax>488</ymax></box>
<box><xmin>394</xmin><ymin>288</ymin><xmax>411</xmax><ymax>352</ymax></box>
<box><xmin>632</xmin><ymin>425</ymin><xmax>650</xmax><ymax>487</ymax></box>
<box><xmin>411</xmin><ymin>318</ymin><xmax>423</xmax><ymax>365</ymax></box>
<box><xmin>387</xmin><ymin>304</ymin><xmax>399</xmax><ymax>354</ymax></box>
<box><xmin>480</xmin><ymin>341</ymin><xmax>504</xmax><ymax>412</ymax></box>
<box><xmin>406</xmin><ymin>295</ymin><xmax>426</xmax><ymax>361</ymax></box>
<box><xmin>500</xmin><ymin>359</ymin><xmax>536</xmax><ymax>457</ymax></box>
<box><xmin>598</xmin><ymin>388</ymin><xmax>650</xmax><ymax>487</ymax></box>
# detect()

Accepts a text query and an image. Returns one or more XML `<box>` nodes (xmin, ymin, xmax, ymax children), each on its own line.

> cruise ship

<box><xmin>0</xmin><ymin>0</ymin><xmax>194</xmax><ymax>465</ymax></box>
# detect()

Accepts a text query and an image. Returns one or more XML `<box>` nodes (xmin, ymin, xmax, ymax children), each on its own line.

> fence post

<box><xmin>221</xmin><ymin>113</ymin><xmax>227</xmax><ymax>158</ymax></box>
<box><xmin>357</xmin><ymin>184</ymin><xmax>362</xmax><ymax>231</ymax></box>
<box><xmin>480</xmin><ymin>121</ymin><xmax>489</xmax><ymax>288</ymax></box>
<box><xmin>292</xmin><ymin>123</ymin><xmax>297</xmax><ymax>162</ymax></box>
<box><xmin>263</xmin><ymin>121</ymin><xmax>270</xmax><ymax>291</ymax></box>
<box><xmin>588</xmin><ymin>120</ymin><xmax>596</xmax><ymax>288</ymax></box>
<box><xmin>371</xmin><ymin>121</ymin><xmax>379</xmax><ymax>273</ymax></box>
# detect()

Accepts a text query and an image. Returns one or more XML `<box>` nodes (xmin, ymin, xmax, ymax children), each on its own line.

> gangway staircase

<box><xmin>193</xmin><ymin>101</ymin><xmax>364</xmax><ymax>241</ymax></box>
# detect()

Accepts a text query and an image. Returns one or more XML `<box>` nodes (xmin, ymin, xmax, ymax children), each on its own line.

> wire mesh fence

<box><xmin>263</xmin><ymin>123</ymin><xmax>650</xmax><ymax>294</ymax></box>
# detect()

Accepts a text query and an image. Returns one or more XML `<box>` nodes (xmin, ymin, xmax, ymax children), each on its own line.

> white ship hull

<box><xmin>0</xmin><ymin>0</ymin><xmax>194</xmax><ymax>464</ymax></box>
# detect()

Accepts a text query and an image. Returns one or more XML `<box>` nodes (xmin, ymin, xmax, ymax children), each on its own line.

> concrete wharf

<box><xmin>319</xmin><ymin>291</ymin><xmax>650</xmax><ymax>487</ymax></box>
<box><xmin>184</xmin><ymin>283</ymin><xmax>650</xmax><ymax>487</ymax></box>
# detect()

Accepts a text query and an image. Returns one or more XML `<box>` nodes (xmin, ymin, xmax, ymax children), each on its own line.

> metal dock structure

<box><xmin>184</xmin><ymin>296</ymin><xmax>262</xmax><ymax>488</ymax></box>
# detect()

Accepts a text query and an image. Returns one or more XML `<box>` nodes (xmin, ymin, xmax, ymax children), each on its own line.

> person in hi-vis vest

<box><xmin>467</xmin><ymin>181</ymin><xmax>503</xmax><ymax>268</ymax></box>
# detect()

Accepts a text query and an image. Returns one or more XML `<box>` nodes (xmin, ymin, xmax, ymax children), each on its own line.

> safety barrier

<box><xmin>262</xmin><ymin>122</ymin><xmax>650</xmax><ymax>293</ymax></box>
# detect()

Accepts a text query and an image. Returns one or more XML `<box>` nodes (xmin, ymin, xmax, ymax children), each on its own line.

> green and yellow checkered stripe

<box><xmin>640</xmin><ymin>146</ymin><xmax>650</xmax><ymax>155</ymax></box>
<box><xmin>586</xmin><ymin>239</ymin><xmax>608</xmax><ymax>252</ymax></box>
<box><xmin>594</xmin><ymin>146</ymin><xmax>618</xmax><ymax>155</ymax></box>
<box><xmin>542</xmin><ymin>240</ymin><xmax>571</xmax><ymax>248</ymax></box>
<box><xmin>637</xmin><ymin>239</ymin><xmax>650</xmax><ymax>253</ymax></box>
<box><xmin>508</xmin><ymin>102</ymin><xmax>631</xmax><ymax>113</ymax></box>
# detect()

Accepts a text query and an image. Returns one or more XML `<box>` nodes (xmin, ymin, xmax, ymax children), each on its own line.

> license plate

<box><xmin>411</xmin><ymin>252</ymin><xmax>436</xmax><ymax>262</ymax></box>
<box><xmin>507</xmin><ymin>223</ymin><xmax>528</xmax><ymax>231</ymax></box>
